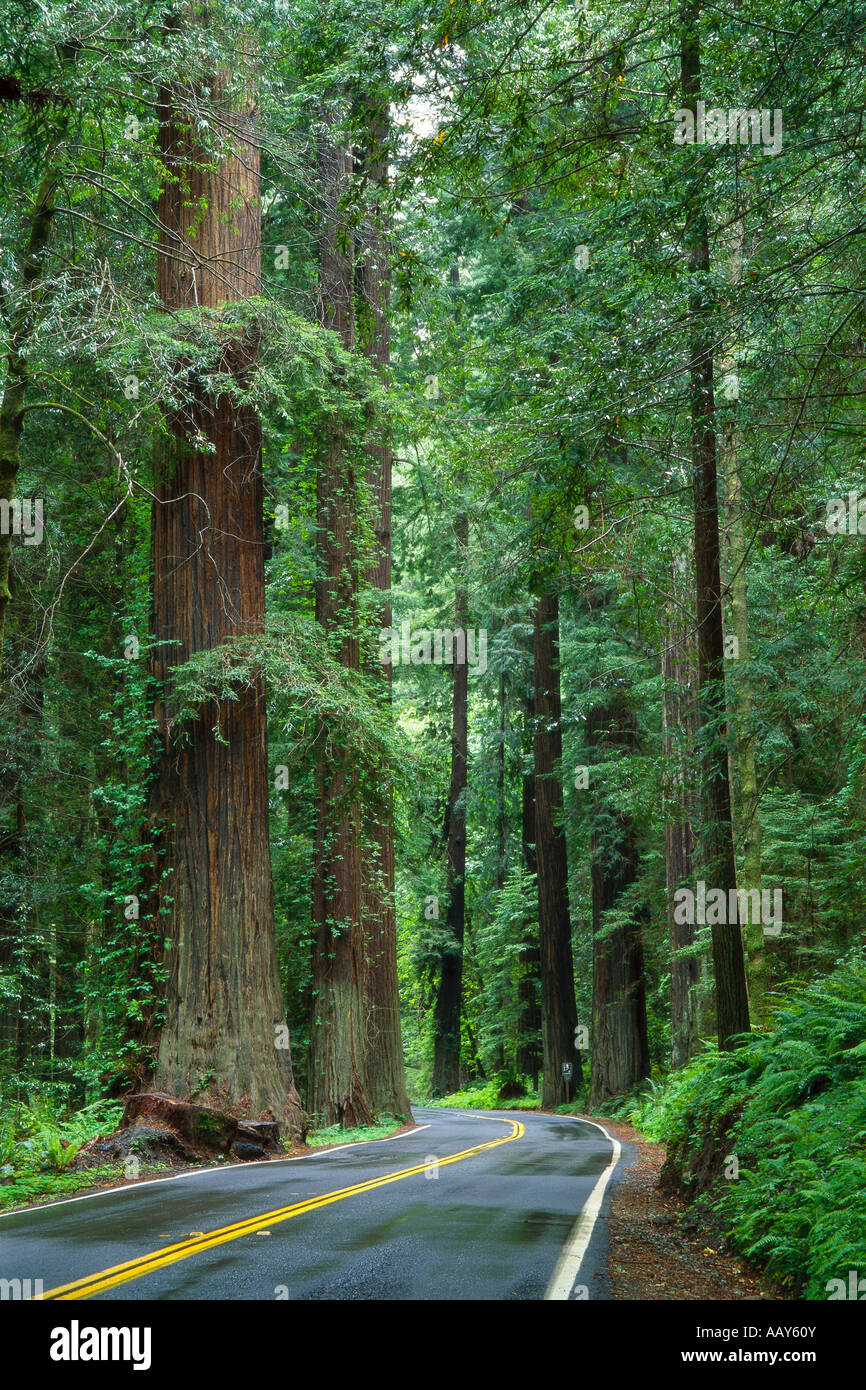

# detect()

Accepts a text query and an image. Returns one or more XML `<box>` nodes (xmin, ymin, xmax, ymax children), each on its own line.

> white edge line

<box><xmin>544</xmin><ymin>1116</ymin><xmax>622</xmax><ymax>1301</ymax></box>
<box><xmin>0</xmin><ymin>1123</ymin><xmax>431</xmax><ymax>1220</ymax></box>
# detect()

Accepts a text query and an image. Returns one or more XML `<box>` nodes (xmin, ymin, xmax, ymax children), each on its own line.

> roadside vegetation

<box><xmin>306</xmin><ymin>1120</ymin><xmax>405</xmax><ymax>1147</ymax></box>
<box><xmin>0</xmin><ymin>1099</ymin><xmax>406</xmax><ymax>1211</ymax></box>
<box><xmin>424</xmin><ymin>1079</ymin><xmax>542</xmax><ymax>1112</ymax></box>
<box><xmin>611</xmin><ymin>957</ymin><xmax>866</xmax><ymax>1299</ymax></box>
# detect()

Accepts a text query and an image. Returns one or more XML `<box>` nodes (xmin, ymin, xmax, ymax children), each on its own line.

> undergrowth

<box><xmin>425</xmin><ymin>1079</ymin><xmax>542</xmax><ymax>1111</ymax></box>
<box><xmin>616</xmin><ymin>955</ymin><xmax>866</xmax><ymax>1299</ymax></box>
<box><xmin>306</xmin><ymin>1118</ymin><xmax>404</xmax><ymax>1147</ymax></box>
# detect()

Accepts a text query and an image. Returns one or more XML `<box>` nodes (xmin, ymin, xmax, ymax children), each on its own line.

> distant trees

<box><xmin>3</xmin><ymin>0</ymin><xmax>866</xmax><ymax>1135</ymax></box>
<box><xmin>587</xmin><ymin>688</ymin><xmax>650</xmax><ymax>1106</ymax></box>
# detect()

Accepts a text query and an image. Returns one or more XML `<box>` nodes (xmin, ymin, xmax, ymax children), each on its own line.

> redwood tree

<box><xmin>356</xmin><ymin>95</ymin><xmax>411</xmax><ymax>1118</ymax></box>
<box><xmin>307</xmin><ymin>115</ymin><xmax>373</xmax><ymax>1127</ymax></box>
<box><xmin>680</xmin><ymin>0</ymin><xmax>751</xmax><ymax>1047</ymax></box>
<box><xmin>516</xmin><ymin>661</ymin><xmax>542</xmax><ymax>1087</ymax></box>
<box><xmin>663</xmin><ymin>557</ymin><xmax>704</xmax><ymax>1064</ymax></box>
<box><xmin>431</xmin><ymin>264</ymin><xmax>469</xmax><ymax>1097</ymax></box>
<box><xmin>431</xmin><ymin>507</ymin><xmax>469</xmax><ymax>1096</ymax></box>
<box><xmin>533</xmin><ymin>588</ymin><xmax>581</xmax><ymax>1107</ymax></box>
<box><xmin>147</xmin><ymin>45</ymin><xmax>304</xmax><ymax>1139</ymax></box>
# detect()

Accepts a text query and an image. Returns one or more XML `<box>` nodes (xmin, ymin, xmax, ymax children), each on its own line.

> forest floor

<box><xmin>596</xmin><ymin>1117</ymin><xmax>788</xmax><ymax>1300</ymax></box>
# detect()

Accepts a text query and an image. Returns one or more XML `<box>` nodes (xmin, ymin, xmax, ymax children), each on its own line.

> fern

<box><xmin>634</xmin><ymin>955</ymin><xmax>866</xmax><ymax>1297</ymax></box>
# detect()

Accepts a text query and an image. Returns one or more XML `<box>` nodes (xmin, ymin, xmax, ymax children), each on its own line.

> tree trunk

<box><xmin>720</xmin><ymin>220</ymin><xmax>768</xmax><ymax>1025</ymax></box>
<box><xmin>356</xmin><ymin>97</ymin><xmax>411</xmax><ymax>1118</ymax></box>
<box><xmin>491</xmin><ymin>669</ymin><xmax>507</xmax><ymax>1072</ymax></box>
<box><xmin>533</xmin><ymin>589</ymin><xmax>580</xmax><ymax>1107</ymax></box>
<box><xmin>516</xmin><ymin>672</ymin><xmax>541</xmax><ymax>1087</ymax></box>
<box><xmin>587</xmin><ymin>693</ymin><xmax>650</xmax><ymax>1105</ymax></box>
<box><xmin>147</xmin><ymin>51</ymin><xmax>304</xmax><ymax>1139</ymax></box>
<box><xmin>496</xmin><ymin>671</ymin><xmax>507</xmax><ymax>889</ymax></box>
<box><xmin>663</xmin><ymin>556</ymin><xmax>705</xmax><ymax>1065</ymax></box>
<box><xmin>307</xmin><ymin>116</ymin><xmax>374</xmax><ymax>1128</ymax></box>
<box><xmin>431</xmin><ymin>511</ymin><xmax>469</xmax><ymax>1095</ymax></box>
<box><xmin>680</xmin><ymin>1</ymin><xmax>751</xmax><ymax>1047</ymax></box>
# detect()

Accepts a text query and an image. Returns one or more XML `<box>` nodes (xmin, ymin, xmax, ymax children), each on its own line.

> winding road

<box><xmin>1</xmin><ymin>1109</ymin><xmax>621</xmax><ymax>1301</ymax></box>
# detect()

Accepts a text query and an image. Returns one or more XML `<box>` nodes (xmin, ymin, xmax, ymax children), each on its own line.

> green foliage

<box><xmin>0</xmin><ymin>1094</ymin><xmax>123</xmax><ymax>1182</ymax></box>
<box><xmin>168</xmin><ymin>621</ymin><xmax>407</xmax><ymax>782</ymax></box>
<box><xmin>426</xmin><ymin>1079</ymin><xmax>541</xmax><ymax>1111</ymax></box>
<box><xmin>307</xmin><ymin>1118</ymin><xmax>404</xmax><ymax>1147</ymax></box>
<box><xmin>471</xmin><ymin>866</ymin><xmax>540</xmax><ymax>1077</ymax></box>
<box><xmin>0</xmin><ymin>1165</ymin><xmax>126</xmax><ymax>1212</ymax></box>
<box><xmin>624</xmin><ymin>959</ymin><xmax>866</xmax><ymax>1298</ymax></box>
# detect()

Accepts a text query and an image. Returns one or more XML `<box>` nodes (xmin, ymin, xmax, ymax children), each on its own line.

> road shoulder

<box><xmin>594</xmin><ymin>1117</ymin><xmax>786</xmax><ymax>1300</ymax></box>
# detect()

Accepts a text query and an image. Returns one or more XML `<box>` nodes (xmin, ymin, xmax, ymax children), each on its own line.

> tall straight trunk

<box><xmin>356</xmin><ymin>98</ymin><xmax>411</xmax><ymax>1118</ymax></box>
<box><xmin>720</xmin><ymin>221</ymin><xmax>767</xmax><ymax>1024</ymax></box>
<box><xmin>431</xmin><ymin>511</ymin><xmax>469</xmax><ymax>1095</ymax></box>
<box><xmin>663</xmin><ymin>556</ymin><xmax>705</xmax><ymax>1065</ymax></box>
<box><xmin>431</xmin><ymin>261</ymin><xmax>468</xmax><ymax>1096</ymax></box>
<box><xmin>533</xmin><ymin>589</ymin><xmax>580</xmax><ymax>1107</ymax></box>
<box><xmin>308</xmin><ymin>117</ymin><xmax>373</xmax><ymax>1128</ymax></box>
<box><xmin>517</xmin><ymin>669</ymin><xmax>541</xmax><ymax>1087</ymax></box>
<box><xmin>587</xmin><ymin>693</ymin><xmax>650</xmax><ymax>1105</ymax></box>
<box><xmin>491</xmin><ymin>669</ymin><xmax>507</xmax><ymax>1071</ymax></box>
<box><xmin>496</xmin><ymin>672</ymin><xmax>507</xmax><ymax>888</ymax></box>
<box><xmin>680</xmin><ymin>1</ymin><xmax>750</xmax><ymax>1047</ymax></box>
<box><xmin>149</xmin><ymin>49</ymin><xmax>303</xmax><ymax>1137</ymax></box>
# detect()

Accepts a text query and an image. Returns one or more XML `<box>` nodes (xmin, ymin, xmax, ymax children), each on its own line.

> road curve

<box><xmin>0</xmin><ymin>1109</ymin><xmax>617</xmax><ymax>1301</ymax></box>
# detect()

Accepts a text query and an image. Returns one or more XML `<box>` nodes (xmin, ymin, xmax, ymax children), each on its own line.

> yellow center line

<box><xmin>40</xmin><ymin>1117</ymin><xmax>524</xmax><ymax>1300</ymax></box>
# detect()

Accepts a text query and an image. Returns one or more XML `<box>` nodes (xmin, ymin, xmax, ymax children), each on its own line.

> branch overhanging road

<box><xmin>1</xmin><ymin>1109</ymin><xmax>620</xmax><ymax>1301</ymax></box>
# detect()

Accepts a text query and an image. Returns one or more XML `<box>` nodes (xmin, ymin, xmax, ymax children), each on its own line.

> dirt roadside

<box><xmin>594</xmin><ymin>1116</ymin><xmax>787</xmax><ymax>1300</ymax></box>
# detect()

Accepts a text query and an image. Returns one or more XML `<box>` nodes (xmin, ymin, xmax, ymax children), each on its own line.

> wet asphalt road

<box><xmin>0</xmin><ymin>1109</ymin><xmax>616</xmax><ymax>1301</ymax></box>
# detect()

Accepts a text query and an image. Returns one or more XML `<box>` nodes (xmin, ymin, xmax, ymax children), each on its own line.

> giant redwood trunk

<box><xmin>680</xmin><ymin>1</ymin><xmax>750</xmax><ymax>1047</ymax></box>
<box><xmin>356</xmin><ymin>97</ymin><xmax>411</xmax><ymax>1119</ymax></box>
<box><xmin>533</xmin><ymin>589</ymin><xmax>580</xmax><ymax>1107</ymax></box>
<box><xmin>663</xmin><ymin>557</ymin><xmax>704</xmax><ymax>1065</ymax></box>
<box><xmin>307</xmin><ymin>119</ymin><xmax>374</xmax><ymax>1128</ymax></box>
<box><xmin>587</xmin><ymin>692</ymin><xmax>650</xmax><ymax>1106</ymax></box>
<box><xmin>431</xmin><ymin>511</ymin><xmax>469</xmax><ymax>1095</ymax></box>
<box><xmin>148</xmin><ymin>54</ymin><xmax>304</xmax><ymax>1138</ymax></box>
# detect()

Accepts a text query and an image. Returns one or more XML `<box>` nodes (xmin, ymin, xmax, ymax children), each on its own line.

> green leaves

<box><xmin>632</xmin><ymin>957</ymin><xmax>866</xmax><ymax>1297</ymax></box>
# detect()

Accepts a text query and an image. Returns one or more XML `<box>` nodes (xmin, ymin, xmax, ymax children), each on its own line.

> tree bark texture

<box><xmin>307</xmin><ymin>117</ymin><xmax>374</xmax><ymax>1128</ymax></box>
<box><xmin>148</xmin><ymin>56</ymin><xmax>304</xmax><ymax>1139</ymax></box>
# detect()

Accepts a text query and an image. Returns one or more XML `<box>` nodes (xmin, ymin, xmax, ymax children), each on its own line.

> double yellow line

<box><xmin>41</xmin><ymin>1116</ymin><xmax>524</xmax><ymax>1300</ymax></box>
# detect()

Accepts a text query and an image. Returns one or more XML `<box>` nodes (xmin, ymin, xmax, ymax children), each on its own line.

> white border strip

<box><xmin>0</xmin><ymin>1123</ymin><xmax>430</xmax><ymax>1219</ymax></box>
<box><xmin>544</xmin><ymin>1116</ymin><xmax>622</xmax><ymax>1301</ymax></box>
